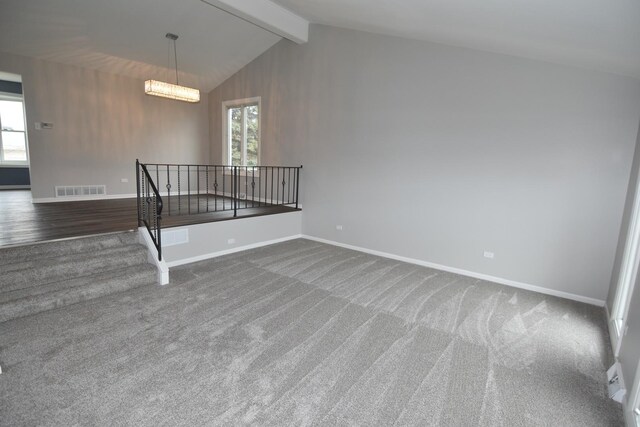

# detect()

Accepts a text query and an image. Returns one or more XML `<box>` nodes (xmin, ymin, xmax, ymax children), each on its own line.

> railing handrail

<box><xmin>141</xmin><ymin>162</ymin><xmax>303</xmax><ymax>169</ymax></box>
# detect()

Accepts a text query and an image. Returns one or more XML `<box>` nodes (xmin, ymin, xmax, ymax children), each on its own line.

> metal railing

<box><xmin>136</xmin><ymin>160</ymin><xmax>163</xmax><ymax>260</ymax></box>
<box><xmin>136</xmin><ymin>160</ymin><xmax>303</xmax><ymax>260</ymax></box>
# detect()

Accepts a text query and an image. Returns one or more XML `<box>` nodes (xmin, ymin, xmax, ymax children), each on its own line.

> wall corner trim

<box><xmin>300</xmin><ymin>235</ymin><xmax>606</xmax><ymax>307</ymax></box>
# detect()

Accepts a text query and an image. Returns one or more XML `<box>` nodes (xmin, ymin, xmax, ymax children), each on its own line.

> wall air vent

<box><xmin>55</xmin><ymin>185</ymin><xmax>106</xmax><ymax>198</ymax></box>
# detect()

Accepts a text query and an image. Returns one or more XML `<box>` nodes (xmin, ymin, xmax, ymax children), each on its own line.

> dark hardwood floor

<box><xmin>0</xmin><ymin>190</ymin><xmax>299</xmax><ymax>247</ymax></box>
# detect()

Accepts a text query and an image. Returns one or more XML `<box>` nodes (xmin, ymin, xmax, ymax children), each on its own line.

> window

<box><xmin>0</xmin><ymin>96</ymin><xmax>28</xmax><ymax>165</ymax></box>
<box><xmin>223</xmin><ymin>97</ymin><xmax>260</xmax><ymax>166</ymax></box>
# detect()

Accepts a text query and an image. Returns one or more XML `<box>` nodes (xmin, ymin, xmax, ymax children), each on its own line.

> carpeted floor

<box><xmin>0</xmin><ymin>239</ymin><xmax>622</xmax><ymax>425</ymax></box>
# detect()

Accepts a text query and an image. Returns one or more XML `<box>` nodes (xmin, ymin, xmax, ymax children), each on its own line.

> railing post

<box><xmin>295</xmin><ymin>166</ymin><xmax>301</xmax><ymax>209</ymax></box>
<box><xmin>233</xmin><ymin>166</ymin><xmax>238</xmax><ymax>217</ymax></box>
<box><xmin>156</xmin><ymin>198</ymin><xmax>163</xmax><ymax>261</ymax></box>
<box><xmin>136</xmin><ymin>159</ymin><xmax>141</xmax><ymax>227</ymax></box>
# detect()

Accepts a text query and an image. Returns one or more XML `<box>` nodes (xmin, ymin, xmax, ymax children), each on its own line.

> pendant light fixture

<box><xmin>145</xmin><ymin>33</ymin><xmax>200</xmax><ymax>103</ymax></box>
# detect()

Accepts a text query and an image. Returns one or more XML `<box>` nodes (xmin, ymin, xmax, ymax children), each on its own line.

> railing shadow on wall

<box><xmin>136</xmin><ymin>160</ymin><xmax>302</xmax><ymax>261</ymax></box>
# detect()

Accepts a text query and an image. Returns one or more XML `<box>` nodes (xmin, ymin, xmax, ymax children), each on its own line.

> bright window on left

<box><xmin>0</xmin><ymin>97</ymin><xmax>28</xmax><ymax>165</ymax></box>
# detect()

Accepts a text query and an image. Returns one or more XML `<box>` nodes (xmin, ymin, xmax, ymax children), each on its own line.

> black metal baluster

<box><xmin>256</xmin><ymin>167</ymin><xmax>261</xmax><ymax>207</ymax></box>
<box><xmin>295</xmin><ymin>166</ymin><xmax>300</xmax><ymax>209</ymax></box>
<box><xmin>197</xmin><ymin>165</ymin><xmax>200</xmax><ymax>214</ymax></box>
<box><xmin>282</xmin><ymin>169</ymin><xmax>286</xmax><ymax>206</ymax></box>
<box><xmin>214</xmin><ymin>166</ymin><xmax>218</xmax><ymax>211</ymax></box>
<box><xmin>245</xmin><ymin>167</ymin><xmax>248</xmax><ymax>209</ymax></box>
<box><xmin>233</xmin><ymin>166</ymin><xmax>238</xmax><ymax>217</ymax></box>
<box><xmin>251</xmin><ymin>167</ymin><xmax>255</xmax><ymax>208</ymax></box>
<box><xmin>166</xmin><ymin>165</ymin><xmax>171</xmax><ymax>216</ymax></box>
<box><xmin>271</xmin><ymin>167</ymin><xmax>274</xmax><ymax>206</ymax></box>
<box><xmin>206</xmin><ymin>166</ymin><xmax>209</xmax><ymax>212</ymax></box>
<box><xmin>222</xmin><ymin>167</ymin><xmax>226</xmax><ymax>211</ymax></box>
<box><xmin>177</xmin><ymin>165</ymin><xmax>181</xmax><ymax>213</ymax></box>
<box><xmin>187</xmin><ymin>165</ymin><xmax>191</xmax><ymax>214</ymax></box>
<box><xmin>287</xmin><ymin>168</ymin><xmax>291</xmax><ymax>204</ymax></box>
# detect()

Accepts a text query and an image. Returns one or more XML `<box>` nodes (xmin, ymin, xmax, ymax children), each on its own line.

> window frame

<box><xmin>0</xmin><ymin>92</ymin><xmax>29</xmax><ymax>167</ymax></box>
<box><xmin>221</xmin><ymin>96</ymin><xmax>261</xmax><ymax>167</ymax></box>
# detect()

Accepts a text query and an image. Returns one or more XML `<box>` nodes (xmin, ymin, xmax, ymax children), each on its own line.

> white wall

<box><xmin>210</xmin><ymin>24</ymin><xmax>640</xmax><ymax>303</ymax></box>
<box><xmin>0</xmin><ymin>52</ymin><xmax>210</xmax><ymax>199</ymax></box>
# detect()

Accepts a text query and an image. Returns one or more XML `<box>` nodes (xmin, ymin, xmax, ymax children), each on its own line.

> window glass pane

<box><xmin>245</xmin><ymin>105</ymin><xmax>259</xmax><ymax>167</ymax></box>
<box><xmin>1</xmin><ymin>131</ymin><xmax>27</xmax><ymax>161</ymax></box>
<box><xmin>0</xmin><ymin>100</ymin><xmax>26</xmax><ymax>131</ymax></box>
<box><xmin>229</xmin><ymin>107</ymin><xmax>242</xmax><ymax>166</ymax></box>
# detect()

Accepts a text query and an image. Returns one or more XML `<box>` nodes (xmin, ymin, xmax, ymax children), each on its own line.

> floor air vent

<box><xmin>55</xmin><ymin>185</ymin><xmax>106</xmax><ymax>198</ymax></box>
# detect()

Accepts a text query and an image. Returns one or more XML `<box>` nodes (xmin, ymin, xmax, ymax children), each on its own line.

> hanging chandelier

<box><xmin>145</xmin><ymin>33</ymin><xmax>200</xmax><ymax>103</ymax></box>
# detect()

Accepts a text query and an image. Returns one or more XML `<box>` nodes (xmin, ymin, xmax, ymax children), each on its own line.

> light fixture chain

<box><xmin>173</xmin><ymin>39</ymin><xmax>179</xmax><ymax>86</ymax></box>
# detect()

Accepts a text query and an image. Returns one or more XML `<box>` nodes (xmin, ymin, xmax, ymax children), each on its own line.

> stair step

<box><xmin>0</xmin><ymin>264</ymin><xmax>157</xmax><ymax>323</ymax></box>
<box><xmin>0</xmin><ymin>231</ymin><xmax>139</xmax><ymax>266</ymax></box>
<box><xmin>0</xmin><ymin>264</ymin><xmax>151</xmax><ymax>304</ymax></box>
<box><xmin>0</xmin><ymin>244</ymin><xmax>149</xmax><ymax>292</ymax></box>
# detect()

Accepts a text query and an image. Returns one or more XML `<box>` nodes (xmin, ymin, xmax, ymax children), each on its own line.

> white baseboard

<box><xmin>301</xmin><ymin>235</ymin><xmax>605</xmax><ymax>307</ymax></box>
<box><xmin>166</xmin><ymin>234</ymin><xmax>303</xmax><ymax>268</ymax></box>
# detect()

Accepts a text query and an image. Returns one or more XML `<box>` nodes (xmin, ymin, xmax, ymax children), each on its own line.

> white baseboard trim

<box><xmin>138</xmin><ymin>227</ymin><xmax>169</xmax><ymax>285</ymax></box>
<box><xmin>0</xmin><ymin>185</ymin><xmax>30</xmax><ymax>190</ymax></box>
<box><xmin>301</xmin><ymin>235</ymin><xmax>606</xmax><ymax>307</ymax></box>
<box><xmin>166</xmin><ymin>234</ymin><xmax>303</xmax><ymax>268</ymax></box>
<box><xmin>33</xmin><ymin>193</ymin><xmax>137</xmax><ymax>203</ymax></box>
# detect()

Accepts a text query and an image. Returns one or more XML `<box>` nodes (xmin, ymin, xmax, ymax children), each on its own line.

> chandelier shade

<box><xmin>144</xmin><ymin>80</ymin><xmax>200</xmax><ymax>103</ymax></box>
<box><xmin>145</xmin><ymin>33</ymin><xmax>200</xmax><ymax>103</ymax></box>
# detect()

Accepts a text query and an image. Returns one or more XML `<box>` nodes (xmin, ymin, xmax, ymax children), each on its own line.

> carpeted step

<box><xmin>0</xmin><ymin>263</ymin><xmax>153</xmax><ymax>304</ymax></box>
<box><xmin>0</xmin><ymin>244</ymin><xmax>149</xmax><ymax>293</ymax></box>
<box><xmin>0</xmin><ymin>263</ymin><xmax>157</xmax><ymax>323</ymax></box>
<box><xmin>0</xmin><ymin>232</ymin><xmax>139</xmax><ymax>267</ymax></box>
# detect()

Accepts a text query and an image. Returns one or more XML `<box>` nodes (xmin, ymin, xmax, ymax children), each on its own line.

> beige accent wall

<box><xmin>0</xmin><ymin>52</ymin><xmax>210</xmax><ymax>199</ymax></box>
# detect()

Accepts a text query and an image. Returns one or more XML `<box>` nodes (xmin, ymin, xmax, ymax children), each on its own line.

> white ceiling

<box><xmin>1</xmin><ymin>0</ymin><xmax>638</xmax><ymax>90</ymax></box>
<box><xmin>273</xmin><ymin>0</ymin><xmax>640</xmax><ymax>79</ymax></box>
<box><xmin>0</xmin><ymin>0</ymin><xmax>282</xmax><ymax>91</ymax></box>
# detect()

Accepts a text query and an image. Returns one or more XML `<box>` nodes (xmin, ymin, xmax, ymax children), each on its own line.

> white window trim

<box><xmin>0</xmin><ymin>92</ymin><xmax>30</xmax><ymax>166</ymax></box>
<box><xmin>221</xmin><ymin>96</ymin><xmax>261</xmax><ymax>167</ymax></box>
<box><xmin>610</xmin><ymin>169</ymin><xmax>640</xmax><ymax>357</ymax></box>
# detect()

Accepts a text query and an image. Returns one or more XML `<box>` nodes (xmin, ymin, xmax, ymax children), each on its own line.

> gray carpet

<box><xmin>0</xmin><ymin>238</ymin><xmax>622</xmax><ymax>425</ymax></box>
<box><xmin>0</xmin><ymin>232</ymin><xmax>156</xmax><ymax>323</ymax></box>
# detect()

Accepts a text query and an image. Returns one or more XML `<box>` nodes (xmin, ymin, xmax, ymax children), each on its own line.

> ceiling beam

<box><xmin>201</xmin><ymin>0</ymin><xmax>309</xmax><ymax>44</ymax></box>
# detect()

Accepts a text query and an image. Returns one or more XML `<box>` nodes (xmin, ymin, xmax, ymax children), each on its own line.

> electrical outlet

<box><xmin>121</xmin><ymin>178</ymin><xmax>129</xmax><ymax>183</ymax></box>
<box><xmin>227</xmin><ymin>238</ymin><xmax>236</xmax><ymax>245</ymax></box>
<box><xmin>483</xmin><ymin>251</ymin><xmax>494</xmax><ymax>259</ymax></box>
<box><xmin>336</xmin><ymin>225</ymin><xmax>343</xmax><ymax>231</ymax></box>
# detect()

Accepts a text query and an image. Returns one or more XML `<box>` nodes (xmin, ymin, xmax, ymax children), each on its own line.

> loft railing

<box><xmin>136</xmin><ymin>160</ymin><xmax>303</xmax><ymax>260</ymax></box>
<box><xmin>136</xmin><ymin>160</ymin><xmax>163</xmax><ymax>260</ymax></box>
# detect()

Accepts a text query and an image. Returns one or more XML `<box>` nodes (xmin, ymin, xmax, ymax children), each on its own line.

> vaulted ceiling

<box><xmin>1</xmin><ymin>0</ymin><xmax>638</xmax><ymax>93</ymax></box>
<box><xmin>0</xmin><ymin>0</ymin><xmax>282</xmax><ymax>91</ymax></box>
<box><xmin>273</xmin><ymin>0</ymin><xmax>640</xmax><ymax>79</ymax></box>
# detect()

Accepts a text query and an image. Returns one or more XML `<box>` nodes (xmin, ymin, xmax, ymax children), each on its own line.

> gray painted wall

<box><xmin>608</xmin><ymin>122</ymin><xmax>640</xmax><ymax>400</ymax></box>
<box><xmin>0</xmin><ymin>52</ymin><xmax>210</xmax><ymax>199</ymax></box>
<box><xmin>163</xmin><ymin>211</ymin><xmax>301</xmax><ymax>265</ymax></box>
<box><xmin>209</xmin><ymin>24</ymin><xmax>640</xmax><ymax>302</ymax></box>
